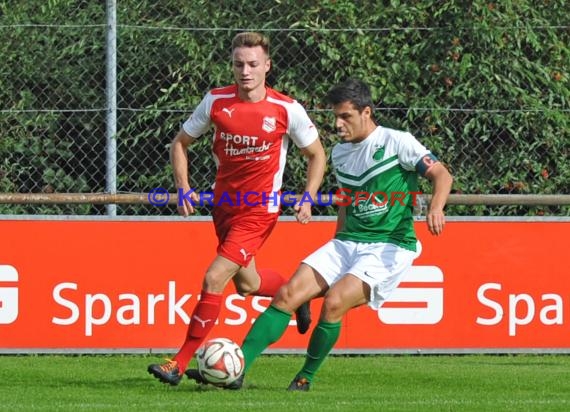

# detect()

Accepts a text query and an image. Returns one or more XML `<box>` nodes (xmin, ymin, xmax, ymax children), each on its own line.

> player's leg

<box><xmin>233</xmin><ymin>257</ymin><xmax>312</xmax><ymax>334</ymax></box>
<box><xmin>289</xmin><ymin>241</ymin><xmax>418</xmax><ymax>390</ymax></box>
<box><xmin>288</xmin><ymin>274</ymin><xmax>368</xmax><ymax>391</ymax></box>
<box><xmin>185</xmin><ymin>261</ymin><xmax>326</xmax><ymax>390</ymax></box>
<box><xmin>148</xmin><ymin>255</ymin><xmax>240</xmax><ymax>385</ymax></box>
<box><xmin>240</xmin><ymin>262</ymin><xmax>327</xmax><ymax>374</ymax></box>
<box><xmin>226</xmin><ymin>213</ymin><xmax>312</xmax><ymax>334</ymax></box>
<box><xmin>177</xmin><ymin>211</ymin><xmax>270</xmax><ymax>376</ymax></box>
<box><xmin>182</xmin><ymin>214</ymin><xmax>285</xmax><ymax>387</ymax></box>
<box><xmin>240</xmin><ymin>238</ymin><xmax>351</xmax><ymax>378</ymax></box>
<box><xmin>219</xmin><ymin>211</ymin><xmax>283</xmax><ymax>296</ymax></box>
<box><xmin>233</xmin><ymin>257</ymin><xmax>279</xmax><ymax>296</ymax></box>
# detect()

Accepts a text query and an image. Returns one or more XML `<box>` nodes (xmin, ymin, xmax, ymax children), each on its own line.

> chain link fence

<box><xmin>1</xmin><ymin>1</ymin><xmax>568</xmax><ymax>216</ymax></box>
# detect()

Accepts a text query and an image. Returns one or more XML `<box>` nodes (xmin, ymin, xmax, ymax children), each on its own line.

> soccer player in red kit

<box><xmin>148</xmin><ymin>32</ymin><xmax>326</xmax><ymax>386</ymax></box>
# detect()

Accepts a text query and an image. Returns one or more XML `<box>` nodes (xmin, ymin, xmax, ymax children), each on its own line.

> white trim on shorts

<box><xmin>302</xmin><ymin>238</ymin><xmax>420</xmax><ymax>309</ymax></box>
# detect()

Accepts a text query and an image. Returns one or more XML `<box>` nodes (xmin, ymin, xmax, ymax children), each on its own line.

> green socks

<box><xmin>240</xmin><ymin>307</ymin><xmax>342</xmax><ymax>383</ymax></box>
<box><xmin>298</xmin><ymin>320</ymin><xmax>341</xmax><ymax>382</ymax></box>
<box><xmin>241</xmin><ymin>305</ymin><xmax>292</xmax><ymax>373</ymax></box>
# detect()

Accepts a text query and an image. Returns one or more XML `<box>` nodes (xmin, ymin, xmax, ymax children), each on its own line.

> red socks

<box><xmin>255</xmin><ymin>268</ymin><xmax>286</xmax><ymax>297</ymax></box>
<box><xmin>174</xmin><ymin>290</ymin><xmax>222</xmax><ymax>371</ymax></box>
<box><xmin>173</xmin><ymin>269</ymin><xmax>284</xmax><ymax>371</ymax></box>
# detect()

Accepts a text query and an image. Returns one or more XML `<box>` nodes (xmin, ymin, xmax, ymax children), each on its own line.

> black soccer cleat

<box><xmin>186</xmin><ymin>368</ymin><xmax>244</xmax><ymax>390</ymax></box>
<box><xmin>295</xmin><ymin>301</ymin><xmax>312</xmax><ymax>334</ymax></box>
<box><xmin>185</xmin><ymin>368</ymin><xmax>208</xmax><ymax>385</ymax></box>
<box><xmin>287</xmin><ymin>375</ymin><xmax>311</xmax><ymax>391</ymax></box>
<box><xmin>148</xmin><ymin>359</ymin><xmax>183</xmax><ymax>386</ymax></box>
<box><xmin>223</xmin><ymin>373</ymin><xmax>245</xmax><ymax>390</ymax></box>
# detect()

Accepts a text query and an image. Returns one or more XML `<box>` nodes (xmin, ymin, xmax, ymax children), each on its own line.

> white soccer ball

<box><xmin>196</xmin><ymin>337</ymin><xmax>245</xmax><ymax>386</ymax></box>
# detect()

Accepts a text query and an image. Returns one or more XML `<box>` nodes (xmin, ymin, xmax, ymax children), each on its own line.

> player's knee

<box><xmin>203</xmin><ymin>271</ymin><xmax>229</xmax><ymax>293</ymax></box>
<box><xmin>273</xmin><ymin>284</ymin><xmax>297</xmax><ymax>310</ymax></box>
<box><xmin>235</xmin><ymin>284</ymin><xmax>256</xmax><ymax>297</ymax></box>
<box><xmin>322</xmin><ymin>293</ymin><xmax>346</xmax><ymax>319</ymax></box>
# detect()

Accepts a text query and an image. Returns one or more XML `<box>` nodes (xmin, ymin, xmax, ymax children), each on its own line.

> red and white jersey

<box><xmin>183</xmin><ymin>84</ymin><xmax>318</xmax><ymax>214</ymax></box>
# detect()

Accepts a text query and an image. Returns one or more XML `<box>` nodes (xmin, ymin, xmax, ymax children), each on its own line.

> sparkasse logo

<box><xmin>378</xmin><ymin>265</ymin><xmax>444</xmax><ymax>325</ymax></box>
<box><xmin>0</xmin><ymin>265</ymin><xmax>19</xmax><ymax>324</ymax></box>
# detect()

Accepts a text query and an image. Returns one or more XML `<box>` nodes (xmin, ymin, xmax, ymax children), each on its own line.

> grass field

<box><xmin>1</xmin><ymin>354</ymin><xmax>569</xmax><ymax>411</ymax></box>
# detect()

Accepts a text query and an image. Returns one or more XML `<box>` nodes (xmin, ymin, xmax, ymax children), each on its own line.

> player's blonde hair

<box><xmin>231</xmin><ymin>32</ymin><xmax>270</xmax><ymax>57</ymax></box>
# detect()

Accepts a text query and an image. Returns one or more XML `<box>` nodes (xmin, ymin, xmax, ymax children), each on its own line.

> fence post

<box><xmin>105</xmin><ymin>0</ymin><xmax>118</xmax><ymax>216</ymax></box>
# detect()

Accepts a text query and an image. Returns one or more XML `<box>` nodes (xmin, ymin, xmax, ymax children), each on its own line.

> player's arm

<box><xmin>295</xmin><ymin>139</ymin><xmax>327</xmax><ymax>224</ymax></box>
<box><xmin>420</xmin><ymin>157</ymin><xmax>453</xmax><ymax>236</ymax></box>
<box><xmin>170</xmin><ymin>128</ymin><xmax>199</xmax><ymax>217</ymax></box>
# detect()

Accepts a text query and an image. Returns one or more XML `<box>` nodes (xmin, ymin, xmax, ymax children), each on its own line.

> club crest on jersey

<box><xmin>372</xmin><ymin>146</ymin><xmax>385</xmax><ymax>161</ymax></box>
<box><xmin>262</xmin><ymin>116</ymin><xmax>276</xmax><ymax>133</ymax></box>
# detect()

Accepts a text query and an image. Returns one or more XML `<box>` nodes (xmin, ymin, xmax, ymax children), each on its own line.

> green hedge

<box><xmin>0</xmin><ymin>0</ymin><xmax>568</xmax><ymax>216</ymax></box>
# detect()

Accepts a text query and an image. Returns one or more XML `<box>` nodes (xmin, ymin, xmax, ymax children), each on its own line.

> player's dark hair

<box><xmin>326</xmin><ymin>78</ymin><xmax>375</xmax><ymax>115</ymax></box>
<box><xmin>232</xmin><ymin>32</ymin><xmax>270</xmax><ymax>57</ymax></box>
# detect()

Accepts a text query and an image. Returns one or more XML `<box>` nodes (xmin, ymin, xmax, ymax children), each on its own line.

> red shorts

<box><xmin>212</xmin><ymin>208</ymin><xmax>279</xmax><ymax>266</ymax></box>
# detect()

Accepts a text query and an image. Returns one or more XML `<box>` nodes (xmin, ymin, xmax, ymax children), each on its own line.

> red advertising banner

<box><xmin>1</xmin><ymin>219</ymin><xmax>569</xmax><ymax>353</ymax></box>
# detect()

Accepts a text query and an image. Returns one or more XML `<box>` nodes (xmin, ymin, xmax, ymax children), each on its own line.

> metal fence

<box><xmin>1</xmin><ymin>2</ymin><xmax>568</xmax><ymax>217</ymax></box>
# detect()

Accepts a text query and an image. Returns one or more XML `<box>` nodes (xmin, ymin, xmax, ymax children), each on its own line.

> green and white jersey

<box><xmin>332</xmin><ymin>126</ymin><xmax>432</xmax><ymax>251</ymax></box>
